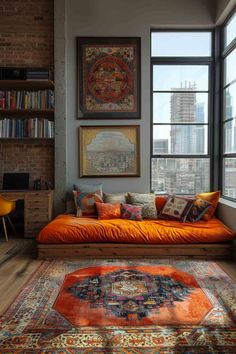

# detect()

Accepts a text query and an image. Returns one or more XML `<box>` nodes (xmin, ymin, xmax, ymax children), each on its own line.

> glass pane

<box><xmin>153</xmin><ymin>65</ymin><xmax>209</xmax><ymax>91</ymax></box>
<box><xmin>223</xmin><ymin>119</ymin><xmax>236</xmax><ymax>153</ymax></box>
<box><xmin>153</xmin><ymin>92</ymin><xmax>208</xmax><ymax>123</ymax></box>
<box><xmin>225</xmin><ymin>12</ymin><xmax>236</xmax><ymax>47</ymax></box>
<box><xmin>224</xmin><ymin>48</ymin><xmax>236</xmax><ymax>86</ymax></box>
<box><xmin>152</xmin><ymin>158</ymin><xmax>210</xmax><ymax>194</ymax></box>
<box><xmin>223</xmin><ymin>158</ymin><xmax>236</xmax><ymax>199</ymax></box>
<box><xmin>153</xmin><ymin>125</ymin><xmax>208</xmax><ymax>154</ymax></box>
<box><xmin>151</xmin><ymin>32</ymin><xmax>211</xmax><ymax>57</ymax></box>
<box><xmin>223</xmin><ymin>83</ymin><xmax>236</xmax><ymax>120</ymax></box>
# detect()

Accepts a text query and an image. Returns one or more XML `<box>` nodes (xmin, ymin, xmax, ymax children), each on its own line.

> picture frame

<box><xmin>77</xmin><ymin>37</ymin><xmax>141</xmax><ymax>119</ymax></box>
<box><xmin>79</xmin><ymin>125</ymin><xmax>140</xmax><ymax>177</ymax></box>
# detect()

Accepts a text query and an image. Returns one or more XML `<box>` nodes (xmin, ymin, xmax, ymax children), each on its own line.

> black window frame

<box><xmin>150</xmin><ymin>29</ymin><xmax>214</xmax><ymax>195</ymax></box>
<box><xmin>220</xmin><ymin>8</ymin><xmax>236</xmax><ymax>201</ymax></box>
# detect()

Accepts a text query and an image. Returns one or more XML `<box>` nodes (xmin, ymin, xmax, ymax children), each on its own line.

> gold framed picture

<box><xmin>79</xmin><ymin>125</ymin><xmax>140</xmax><ymax>177</ymax></box>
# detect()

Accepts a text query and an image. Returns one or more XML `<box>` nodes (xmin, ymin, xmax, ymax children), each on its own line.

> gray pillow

<box><xmin>73</xmin><ymin>183</ymin><xmax>103</xmax><ymax>195</ymax></box>
<box><xmin>103</xmin><ymin>192</ymin><xmax>127</xmax><ymax>204</ymax></box>
<box><xmin>127</xmin><ymin>192</ymin><xmax>157</xmax><ymax>219</ymax></box>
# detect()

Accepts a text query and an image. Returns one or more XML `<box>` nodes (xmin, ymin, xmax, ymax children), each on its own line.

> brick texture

<box><xmin>0</xmin><ymin>0</ymin><xmax>54</xmax><ymax>190</ymax></box>
<box><xmin>0</xmin><ymin>142</ymin><xmax>54</xmax><ymax>189</ymax></box>
<box><xmin>0</xmin><ymin>0</ymin><xmax>54</xmax><ymax>74</ymax></box>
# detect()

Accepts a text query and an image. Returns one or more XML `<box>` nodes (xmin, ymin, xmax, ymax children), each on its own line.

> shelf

<box><xmin>0</xmin><ymin>109</ymin><xmax>54</xmax><ymax>116</ymax></box>
<box><xmin>0</xmin><ymin>138</ymin><xmax>54</xmax><ymax>144</ymax></box>
<box><xmin>0</xmin><ymin>80</ymin><xmax>54</xmax><ymax>89</ymax></box>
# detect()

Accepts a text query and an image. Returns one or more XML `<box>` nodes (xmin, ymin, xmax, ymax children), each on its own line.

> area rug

<box><xmin>1</xmin><ymin>259</ymin><xmax>236</xmax><ymax>353</ymax></box>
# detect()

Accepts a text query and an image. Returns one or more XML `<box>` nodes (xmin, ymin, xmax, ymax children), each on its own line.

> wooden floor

<box><xmin>0</xmin><ymin>238</ymin><xmax>42</xmax><ymax>315</ymax></box>
<box><xmin>1</xmin><ymin>238</ymin><xmax>236</xmax><ymax>316</ymax></box>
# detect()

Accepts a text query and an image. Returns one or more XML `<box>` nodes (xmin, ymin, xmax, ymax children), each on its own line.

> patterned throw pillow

<box><xmin>127</xmin><ymin>192</ymin><xmax>157</xmax><ymax>219</ymax></box>
<box><xmin>103</xmin><ymin>192</ymin><xmax>127</xmax><ymax>204</ymax></box>
<box><xmin>187</xmin><ymin>198</ymin><xmax>211</xmax><ymax>223</ymax></box>
<box><xmin>159</xmin><ymin>195</ymin><xmax>193</xmax><ymax>222</ymax></box>
<box><xmin>73</xmin><ymin>190</ymin><xmax>103</xmax><ymax>217</ymax></box>
<box><xmin>195</xmin><ymin>191</ymin><xmax>220</xmax><ymax>221</ymax></box>
<box><xmin>121</xmin><ymin>204</ymin><xmax>142</xmax><ymax>221</ymax></box>
<box><xmin>95</xmin><ymin>202</ymin><xmax>121</xmax><ymax>220</ymax></box>
<box><xmin>73</xmin><ymin>183</ymin><xmax>103</xmax><ymax>196</ymax></box>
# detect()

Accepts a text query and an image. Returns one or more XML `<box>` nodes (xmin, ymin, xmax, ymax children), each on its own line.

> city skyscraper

<box><xmin>224</xmin><ymin>88</ymin><xmax>234</xmax><ymax>153</ymax></box>
<box><xmin>153</xmin><ymin>139</ymin><xmax>168</xmax><ymax>154</ymax></box>
<box><xmin>152</xmin><ymin>82</ymin><xmax>210</xmax><ymax>194</ymax></box>
<box><xmin>170</xmin><ymin>83</ymin><xmax>204</xmax><ymax>155</ymax></box>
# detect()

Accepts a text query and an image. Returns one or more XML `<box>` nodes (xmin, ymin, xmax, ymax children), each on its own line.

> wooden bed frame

<box><xmin>37</xmin><ymin>242</ymin><xmax>235</xmax><ymax>259</ymax></box>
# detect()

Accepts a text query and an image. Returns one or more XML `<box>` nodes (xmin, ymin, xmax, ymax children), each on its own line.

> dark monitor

<box><xmin>2</xmin><ymin>173</ymin><xmax>29</xmax><ymax>190</ymax></box>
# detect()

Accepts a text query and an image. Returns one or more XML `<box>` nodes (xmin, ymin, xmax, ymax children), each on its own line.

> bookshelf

<box><xmin>0</xmin><ymin>79</ymin><xmax>54</xmax><ymax>141</ymax></box>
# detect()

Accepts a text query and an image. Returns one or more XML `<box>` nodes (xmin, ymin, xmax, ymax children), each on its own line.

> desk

<box><xmin>0</xmin><ymin>190</ymin><xmax>53</xmax><ymax>238</ymax></box>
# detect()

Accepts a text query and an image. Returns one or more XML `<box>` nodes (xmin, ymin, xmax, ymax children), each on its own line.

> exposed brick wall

<box><xmin>0</xmin><ymin>143</ymin><xmax>54</xmax><ymax>189</ymax></box>
<box><xmin>0</xmin><ymin>0</ymin><xmax>54</xmax><ymax>190</ymax></box>
<box><xmin>0</xmin><ymin>0</ymin><xmax>54</xmax><ymax>74</ymax></box>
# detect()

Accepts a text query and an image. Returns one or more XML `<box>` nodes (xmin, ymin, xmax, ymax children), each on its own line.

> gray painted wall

<box><xmin>55</xmin><ymin>0</ymin><xmax>215</xmax><ymax>212</ymax></box>
<box><xmin>218</xmin><ymin>200</ymin><xmax>236</xmax><ymax>259</ymax></box>
<box><xmin>218</xmin><ymin>201</ymin><xmax>236</xmax><ymax>231</ymax></box>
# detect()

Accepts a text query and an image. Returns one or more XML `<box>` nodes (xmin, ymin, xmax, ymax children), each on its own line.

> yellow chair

<box><xmin>0</xmin><ymin>196</ymin><xmax>17</xmax><ymax>242</ymax></box>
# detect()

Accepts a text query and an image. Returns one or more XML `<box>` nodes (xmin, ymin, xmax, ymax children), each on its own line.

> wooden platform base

<box><xmin>37</xmin><ymin>242</ymin><xmax>235</xmax><ymax>260</ymax></box>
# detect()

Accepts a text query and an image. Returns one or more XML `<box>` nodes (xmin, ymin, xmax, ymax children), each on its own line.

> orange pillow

<box><xmin>155</xmin><ymin>196</ymin><xmax>168</xmax><ymax>214</ymax></box>
<box><xmin>195</xmin><ymin>191</ymin><xmax>220</xmax><ymax>221</ymax></box>
<box><xmin>95</xmin><ymin>202</ymin><xmax>121</xmax><ymax>220</ymax></box>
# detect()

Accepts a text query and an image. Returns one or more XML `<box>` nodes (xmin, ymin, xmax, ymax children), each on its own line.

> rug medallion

<box><xmin>0</xmin><ymin>259</ymin><xmax>236</xmax><ymax>353</ymax></box>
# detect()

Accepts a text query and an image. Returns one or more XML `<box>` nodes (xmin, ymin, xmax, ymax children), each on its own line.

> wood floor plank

<box><xmin>0</xmin><ymin>238</ymin><xmax>41</xmax><ymax>315</ymax></box>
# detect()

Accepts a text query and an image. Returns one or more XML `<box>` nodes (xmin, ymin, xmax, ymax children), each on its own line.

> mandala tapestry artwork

<box><xmin>1</xmin><ymin>259</ymin><xmax>236</xmax><ymax>353</ymax></box>
<box><xmin>77</xmin><ymin>37</ymin><xmax>141</xmax><ymax>118</ymax></box>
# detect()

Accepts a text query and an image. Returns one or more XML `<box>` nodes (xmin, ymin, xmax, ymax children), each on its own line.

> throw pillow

<box><xmin>73</xmin><ymin>183</ymin><xmax>103</xmax><ymax>196</ymax></box>
<box><xmin>95</xmin><ymin>202</ymin><xmax>121</xmax><ymax>220</ymax></box>
<box><xmin>121</xmin><ymin>203</ymin><xmax>142</xmax><ymax>221</ymax></box>
<box><xmin>127</xmin><ymin>192</ymin><xmax>157</xmax><ymax>219</ymax></box>
<box><xmin>159</xmin><ymin>195</ymin><xmax>193</xmax><ymax>222</ymax></box>
<box><xmin>187</xmin><ymin>198</ymin><xmax>212</xmax><ymax>223</ymax></box>
<box><xmin>103</xmin><ymin>192</ymin><xmax>127</xmax><ymax>204</ymax></box>
<box><xmin>195</xmin><ymin>191</ymin><xmax>220</xmax><ymax>221</ymax></box>
<box><xmin>73</xmin><ymin>190</ymin><xmax>103</xmax><ymax>218</ymax></box>
<box><xmin>155</xmin><ymin>196</ymin><xmax>168</xmax><ymax>214</ymax></box>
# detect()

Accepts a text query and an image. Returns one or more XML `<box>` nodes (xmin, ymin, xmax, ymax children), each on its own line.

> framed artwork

<box><xmin>79</xmin><ymin>125</ymin><xmax>140</xmax><ymax>177</ymax></box>
<box><xmin>77</xmin><ymin>37</ymin><xmax>141</xmax><ymax>119</ymax></box>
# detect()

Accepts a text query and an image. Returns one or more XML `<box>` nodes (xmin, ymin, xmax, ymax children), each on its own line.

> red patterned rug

<box><xmin>0</xmin><ymin>259</ymin><xmax>236</xmax><ymax>353</ymax></box>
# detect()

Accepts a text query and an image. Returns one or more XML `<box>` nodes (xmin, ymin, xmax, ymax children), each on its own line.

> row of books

<box><xmin>0</xmin><ymin>118</ymin><xmax>54</xmax><ymax>138</ymax></box>
<box><xmin>0</xmin><ymin>90</ymin><xmax>54</xmax><ymax>110</ymax></box>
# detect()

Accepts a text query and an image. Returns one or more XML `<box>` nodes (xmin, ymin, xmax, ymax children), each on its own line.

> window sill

<box><xmin>219</xmin><ymin>197</ymin><xmax>236</xmax><ymax>209</ymax></box>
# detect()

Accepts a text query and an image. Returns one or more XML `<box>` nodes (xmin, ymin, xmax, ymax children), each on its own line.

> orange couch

<box><xmin>37</xmin><ymin>214</ymin><xmax>236</xmax><ymax>245</ymax></box>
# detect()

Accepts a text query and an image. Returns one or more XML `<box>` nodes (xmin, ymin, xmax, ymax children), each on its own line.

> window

<box><xmin>222</xmin><ymin>12</ymin><xmax>236</xmax><ymax>200</ymax></box>
<box><xmin>151</xmin><ymin>31</ymin><xmax>212</xmax><ymax>195</ymax></box>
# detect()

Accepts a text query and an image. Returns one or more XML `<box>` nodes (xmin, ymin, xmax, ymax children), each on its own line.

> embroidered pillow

<box><xmin>127</xmin><ymin>192</ymin><xmax>157</xmax><ymax>219</ymax></box>
<box><xmin>121</xmin><ymin>204</ymin><xmax>142</xmax><ymax>221</ymax></box>
<box><xmin>73</xmin><ymin>190</ymin><xmax>103</xmax><ymax>218</ymax></box>
<box><xmin>187</xmin><ymin>198</ymin><xmax>212</xmax><ymax>223</ymax></box>
<box><xmin>95</xmin><ymin>202</ymin><xmax>121</xmax><ymax>220</ymax></box>
<box><xmin>103</xmin><ymin>192</ymin><xmax>127</xmax><ymax>204</ymax></box>
<box><xmin>195</xmin><ymin>191</ymin><xmax>220</xmax><ymax>221</ymax></box>
<box><xmin>159</xmin><ymin>195</ymin><xmax>193</xmax><ymax>221</ymax></box>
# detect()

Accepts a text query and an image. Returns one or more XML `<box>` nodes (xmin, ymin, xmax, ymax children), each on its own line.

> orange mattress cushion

<box><xmin>37</xmin><ymin>215</ymin><xmax>236</xmax><ymax>244</ymax></box>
